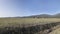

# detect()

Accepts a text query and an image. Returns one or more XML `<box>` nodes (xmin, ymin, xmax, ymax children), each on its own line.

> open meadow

<box><xmin>0</xmin><ymin>18</ymin><xmax>60</xmax><ymax>27</ymax></box>
<box><xmin>0</xmin><ymin>18</ymin><xmax>60</xmax><ymax>34</ymax></box>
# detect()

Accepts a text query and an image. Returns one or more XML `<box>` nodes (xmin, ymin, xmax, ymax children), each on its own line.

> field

<box><xmin>0</xmin><ymin>18</ymin><xmax>60</xmax><ymax>34</ymax></box>
<box><xmin>0</xmin><ymin>18</ymin><xmax>60</xmax><ymax>25</ymax></box>
<box><xmin>0</xmin><ymin>18</ymin><xmax>60</xmax><ymax>27</ymax></box>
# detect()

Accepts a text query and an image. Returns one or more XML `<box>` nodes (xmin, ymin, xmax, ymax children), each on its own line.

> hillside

<box><xmin>21</xmin><ymin>13</ymin><xmax>60</xmax><ymax>18</ymax></box>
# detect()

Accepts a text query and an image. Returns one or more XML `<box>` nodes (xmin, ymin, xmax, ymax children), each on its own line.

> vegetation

<box><xmin>0</xmin><ymin>18</ymin><xmax>59</xmax><ymax>34</ymax></box>
<box><xmin>0</xmin><ymin>18</ymin><xmax>60</xmax><ymax>27</ymax></box>
<box><xmin>49</xmin><ymin>26</ymin><xmax>60</xmax><ymax>34</ymax></box>
<box><xmin>1</xmin><ymin>13</ymin><xmax>60</xmax><ymax>34</ymax></box>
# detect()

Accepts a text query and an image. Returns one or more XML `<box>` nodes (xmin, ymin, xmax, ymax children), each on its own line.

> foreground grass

<box><xmin>49</xmin><ymin>26</ymin><xmax>60</xmax><ymax>34</ymax></box>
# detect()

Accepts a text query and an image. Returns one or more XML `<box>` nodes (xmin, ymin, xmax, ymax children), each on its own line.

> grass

<box><xmin>0</xmin><ymin>18</ymin><xmax>60</xmax><ymax>27</ymax></box>
<box><xmin>0</xmin><ymin>18</ymin><xmax>60</xmax><ymax>34</ymax></box>
<box><xmin>49</xmin><ymin>25</ymin><xmax>60</xmax><ymax>34</ymax></box>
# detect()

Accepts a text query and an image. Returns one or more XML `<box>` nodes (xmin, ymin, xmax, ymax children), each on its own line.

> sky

<box><xmin>0</xmin><ymin>0</ymin><xmax>60</xmax><ymax>17</ymax></box>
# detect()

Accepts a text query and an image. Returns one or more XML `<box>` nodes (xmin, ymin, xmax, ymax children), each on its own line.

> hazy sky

<box><xmin>0</xmin><ymin>0</ymin><xmax>60</xmax><ymax>17</ymax></box>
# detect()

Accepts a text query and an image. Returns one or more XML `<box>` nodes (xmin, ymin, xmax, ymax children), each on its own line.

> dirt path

<box><xmin>49</xmin><ymin>25</ymin><xmax>60</xmax><ymax>34</ymax></box>
<box><xmin>35</xmin><ymin>25</ymin><xmax>60</xmax><ymax>34</ymax></box>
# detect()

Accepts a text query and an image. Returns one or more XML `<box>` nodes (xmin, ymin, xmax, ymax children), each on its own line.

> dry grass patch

<box><xmin>0</xmin><ymin>18</ymin><xmax>60</xmax><ymax>27</ymax></box>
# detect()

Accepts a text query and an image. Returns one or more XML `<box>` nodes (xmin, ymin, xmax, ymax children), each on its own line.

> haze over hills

<box><xmin>20</xmin><ymin>13</ymin><xmax>60</xmax><ymax>18</ymax></box>
<box><xmin>1</xmin><ymin>13</ymin><xmax>60</xmax><ymax>18</ymax></box>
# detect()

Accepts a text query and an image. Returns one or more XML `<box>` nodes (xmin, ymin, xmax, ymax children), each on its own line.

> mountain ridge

<box><xmin>21</xmin><ymin>13</ymin><xmax>60</xmax><ymax>18</ymax></box>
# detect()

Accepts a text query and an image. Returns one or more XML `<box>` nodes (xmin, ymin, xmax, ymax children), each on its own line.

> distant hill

<box><xmin>20</xmin><ymin>13</ymin><xmax>60</xmax><ymax>18</ymax></box>
<box><xmin>6</xmin><ymin>13</ymin><xmax>60</xmax><ymax>18</ymax></box>
<box><xmin>52</xmin><ymin>13</ymin><xmax>60</xmax><ymax>18</ymax></box>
